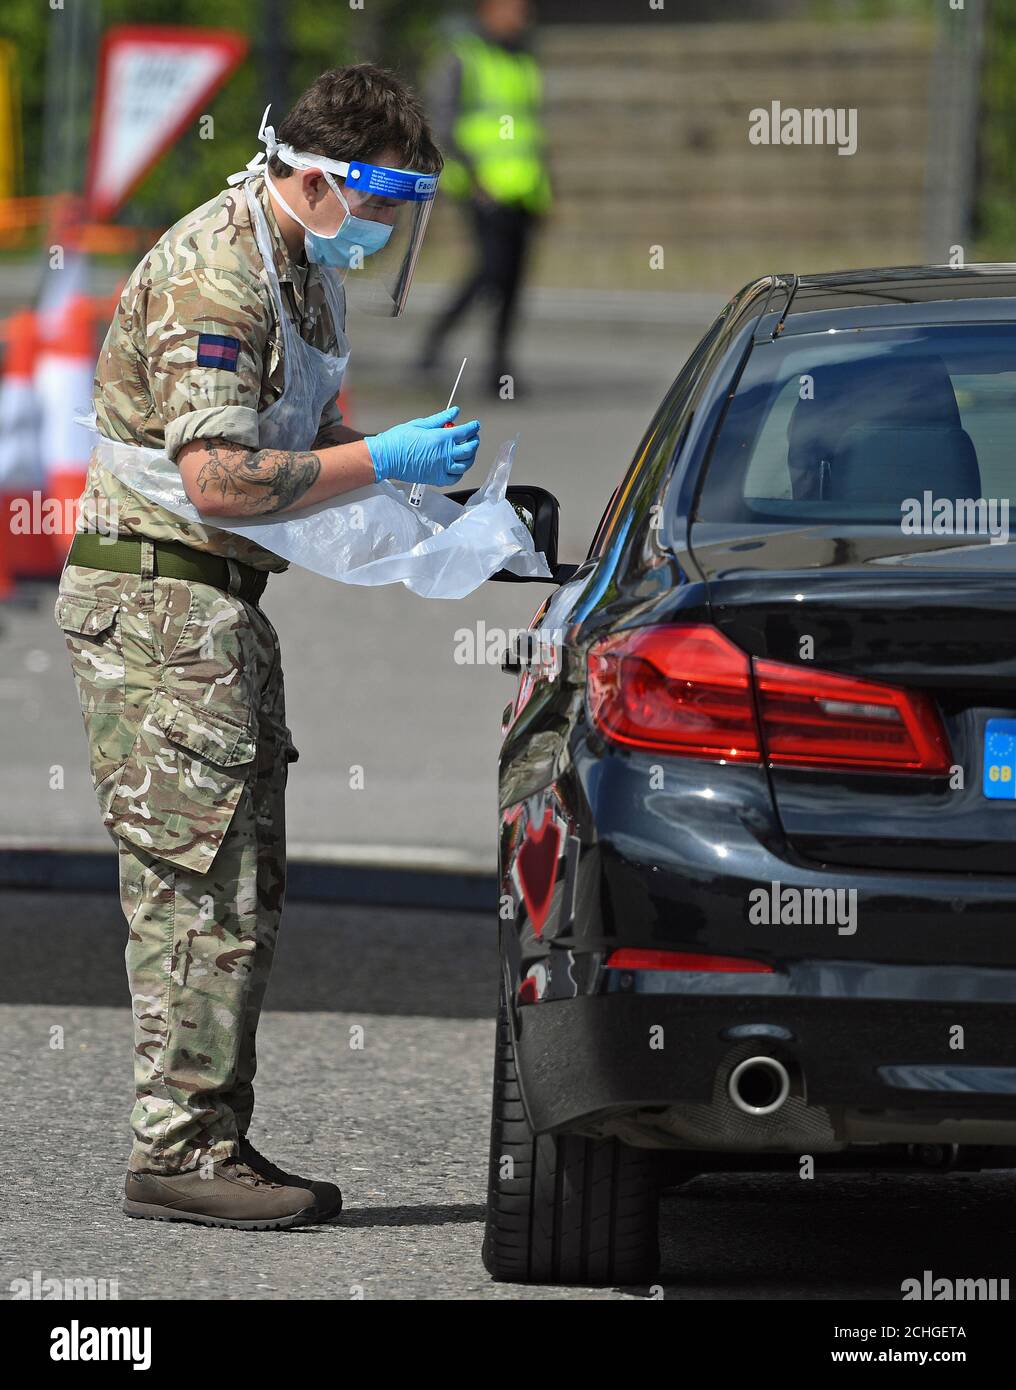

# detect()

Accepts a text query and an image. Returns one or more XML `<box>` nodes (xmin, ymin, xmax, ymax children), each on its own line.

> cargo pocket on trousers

<box><xmin>107</xmin><ymin>688</ymin><xmax>257</xmax><ymax>876</ymax></box>
<box><xmin>55</xmin><ymin>592</ymin><xmax>131</xmax><ymax>793</ymax></box>
<box><xmin>55</xmin><ymin>594</ymin><xmax>125</xmax><ymax>710</ymax></box>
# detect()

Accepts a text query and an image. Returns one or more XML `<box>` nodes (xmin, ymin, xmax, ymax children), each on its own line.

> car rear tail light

<box><xmin>606</xmin><ymin>949</ymin><xmax>773</xmax><ymax>974</ymax></box>
<box><xmin>753</xmin><ymin>659</ymin><xmax>951</xmax><ymax>773</ymax></box>
<box><xmin>587</xmin><ymin>625</ymin><xmax>950</xmax><ymax>775</ymax></box>
<box><xmin>586</xmin><ymin>625</ymin><xmax>761</xmax><ymax>761</ymax></box>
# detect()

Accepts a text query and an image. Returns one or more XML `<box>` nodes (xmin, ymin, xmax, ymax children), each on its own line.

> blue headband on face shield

<box><xmin>344</xmin><ymin>162</ymin><xmax>438</xmax><ymax>202</ymax></box>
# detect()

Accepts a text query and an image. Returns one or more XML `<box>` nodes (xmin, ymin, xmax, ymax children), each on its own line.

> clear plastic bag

<box><xmin>90</xmin><ymin>427</ymin><xmax>551</xmax><ymax>599</ymax></box>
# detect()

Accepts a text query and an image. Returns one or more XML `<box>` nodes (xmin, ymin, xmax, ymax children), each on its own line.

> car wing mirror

<box><xmin>445</xmin><ymin>484</ymin><xmax>579</xmax><ymax>584</ymax></box>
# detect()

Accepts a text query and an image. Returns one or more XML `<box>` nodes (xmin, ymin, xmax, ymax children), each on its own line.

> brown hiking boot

<box><xmin>238</xmin><ymin>1136</ymin><xmax>343</xmax><ymax>1221</ymax></box>
<box><xmin>123</xmin><ymin>1158</ymin><xmax>318</xmax><ymax>1230</ymax></box>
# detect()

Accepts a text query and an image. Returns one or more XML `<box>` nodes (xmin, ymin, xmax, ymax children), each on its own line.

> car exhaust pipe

<box><xmin>728</xmin><ymin>1055</ymin><xmax>791</xmax><ymax>1116</ymax></box>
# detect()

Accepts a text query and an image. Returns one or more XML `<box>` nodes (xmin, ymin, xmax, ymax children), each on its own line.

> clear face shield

<box><xmin>234</xmin><ymin>107</ymin><xmax>438</xmax><ymax>318</ymax></box>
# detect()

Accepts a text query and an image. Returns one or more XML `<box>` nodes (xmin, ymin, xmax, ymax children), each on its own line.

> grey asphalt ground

<box><xmin>0</xmin><ymin>296</ymin><xmax>704</xmax><ymax>869</ymax></box>
<box><xmin>4</xmin><ymin>889</ymin><xmax>1016</xmax><ymax>1302</ymax></box>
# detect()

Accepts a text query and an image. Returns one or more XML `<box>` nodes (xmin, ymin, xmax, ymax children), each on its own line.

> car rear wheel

<box><xmin>481</xmin><ymin>977</ymin><xmax>663</xmax><ymax>1285</ymax></box>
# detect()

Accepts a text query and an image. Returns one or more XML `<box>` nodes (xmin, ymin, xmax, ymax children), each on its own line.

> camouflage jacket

<box><xmin>83</xmin><ymin>173</ymin><xmax>347</xmax><ymax>572</ymax></box>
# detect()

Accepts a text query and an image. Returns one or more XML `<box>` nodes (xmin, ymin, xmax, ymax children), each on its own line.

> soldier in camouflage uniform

<box><xmin>55</xmin><ymin>66</ymin><xmax>477</xmax><ymax>1230</ymax></box>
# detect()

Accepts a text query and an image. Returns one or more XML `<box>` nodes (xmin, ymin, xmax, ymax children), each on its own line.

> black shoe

<box><xmin>238</xmin><ymin>1136</ymin><xmax>343</xmax><ymax>1222</ymax></box>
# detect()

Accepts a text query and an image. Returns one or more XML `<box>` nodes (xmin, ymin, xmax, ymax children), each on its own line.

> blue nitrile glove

<box><xmin>364</xmin><ymin>407</ymin><xmax>481</xmax><ymax>486</ymax></box>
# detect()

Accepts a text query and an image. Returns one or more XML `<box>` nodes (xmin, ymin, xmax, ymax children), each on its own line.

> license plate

<box><xmin>983</xmin><ymin>718</ymin><xmax>1016</xmax><ymax>799</ymax></box>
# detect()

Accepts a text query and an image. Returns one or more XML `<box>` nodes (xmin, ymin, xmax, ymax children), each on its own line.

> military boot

<box><xmin>123</xmin><ymin>1158</ymin><xmax>317</xmax><ymax>1230</ymax></box>
<box><xmin>238</xmin><ymin>1136</ymin><xmax>343</xmax><ymax>1221</ymax></box>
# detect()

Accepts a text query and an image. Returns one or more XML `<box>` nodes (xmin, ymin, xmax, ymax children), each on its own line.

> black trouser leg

<box><xmin>488</xmin><ymin>206</ymin><xmax>534</xmax><ymax>389</ymax></box>
<box><xmin>422</xmin><ymin>200</ymin><xmax>535</xmax><ymax>378</ymax></box>
<box><xmin>421</xmin><ymin>201</ymin><xmax>493</xmax><ymax>365</ymax></box>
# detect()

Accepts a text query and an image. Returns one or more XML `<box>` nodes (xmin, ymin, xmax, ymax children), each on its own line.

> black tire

<box><xmin>481</xmin><ymin>977</ymin><xmax>663</xmax><ymax>1285</ymax></box>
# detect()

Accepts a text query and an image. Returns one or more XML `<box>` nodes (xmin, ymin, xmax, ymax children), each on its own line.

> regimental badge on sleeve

<box><xmin>196</xmin><ymin>333</ymin><xmax>241</xmax><ymax>371</ymax></box>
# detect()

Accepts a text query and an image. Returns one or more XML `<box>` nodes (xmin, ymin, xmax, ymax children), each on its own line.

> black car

<box><xmin>480</xmin><ymin>265</ymin><xmax>1016</xmax><ymax>1286</ymax></box>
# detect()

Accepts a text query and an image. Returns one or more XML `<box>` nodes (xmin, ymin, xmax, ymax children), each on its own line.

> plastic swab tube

<box><xmin>408</xmin><ymin>355</ymin><xmax>468</xmax><ymax>508</ymax></box>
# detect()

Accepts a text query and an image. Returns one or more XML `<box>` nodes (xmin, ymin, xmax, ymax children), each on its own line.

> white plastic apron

<box><xmin>89</xmin><ymin>178</ymin><xmax>550</xmax><ymax>599</ymax></box>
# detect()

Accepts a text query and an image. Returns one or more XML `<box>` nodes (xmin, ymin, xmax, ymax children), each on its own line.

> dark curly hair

<box><xmin>268</xmin><ymin>64</ymin><xmax>443</xmax><ymax>177</ymax></box>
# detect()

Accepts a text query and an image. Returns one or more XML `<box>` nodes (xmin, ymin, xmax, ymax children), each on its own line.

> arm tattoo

<box><xmin>195</xmin><ymin>443</ymin><xmax>322</xmax><ymax>515</ymax></box>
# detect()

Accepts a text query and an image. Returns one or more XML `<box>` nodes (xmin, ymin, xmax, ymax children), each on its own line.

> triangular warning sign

<box><xmin>86</xmin><ymin>26</ymin><xmax>247</xmax><ymax>221</ymax></box>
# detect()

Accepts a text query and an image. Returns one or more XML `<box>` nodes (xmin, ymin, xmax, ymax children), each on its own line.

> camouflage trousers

<box><xmin>55</xmin><ymin>549</ymin><xmax>295</xmax><ymax>1174</ymax></box>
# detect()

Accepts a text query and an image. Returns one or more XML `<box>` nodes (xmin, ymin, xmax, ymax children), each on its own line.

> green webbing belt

<box><xmin>68</xmin><ymin>532</ymin><xmax>269</xmax><ymax>605</ymax></box>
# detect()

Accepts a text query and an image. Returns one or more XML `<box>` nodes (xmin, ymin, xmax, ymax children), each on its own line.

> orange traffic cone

<box><xmin>36</xmin><ymin>293</ymin><xmax>97</xmax><ymax>568</ymax></box>
<box><xmin>0</xmin><ymin>308</ymin><xmax>52</xmax><ymax>583</ymax></box>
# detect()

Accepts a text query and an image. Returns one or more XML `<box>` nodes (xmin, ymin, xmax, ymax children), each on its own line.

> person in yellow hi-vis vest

<box><xmin>420</xmin><ymin>0</ymin><xmax>551</xmax><ymax>396</ymax></box>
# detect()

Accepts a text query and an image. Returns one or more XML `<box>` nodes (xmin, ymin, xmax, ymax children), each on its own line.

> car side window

<box><xmin>586</xmin><ymin>486</ymin><xmax>620</xmax><ymax>559</ymax></box>
<box><xmin>586</xmin><ymin>309</ymin><xmax>730</xmax><ymax>562</ymax></box>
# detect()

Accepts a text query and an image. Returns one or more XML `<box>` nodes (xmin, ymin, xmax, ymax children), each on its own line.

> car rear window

<box><xmin>694</xmin><ymin>323</ymin><xmax>1016</xmax><ymax>531</ymax></box>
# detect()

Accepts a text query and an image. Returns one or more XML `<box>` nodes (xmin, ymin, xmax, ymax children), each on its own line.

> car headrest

<box><xmin>787</xmin><ymin>354</ymin><xmax>962</xmax><ymax>499</ymax></box>
<box><xmin>826</xmin><ymin>423</ymin><xmax>982</xmax><ymax>505</ymax></box>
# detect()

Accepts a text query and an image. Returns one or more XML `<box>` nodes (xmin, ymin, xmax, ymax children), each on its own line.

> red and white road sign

<box><xmin>85</xmin><ymin>25</ymin><xmax>247</xmax><ymax>220</ymax></box>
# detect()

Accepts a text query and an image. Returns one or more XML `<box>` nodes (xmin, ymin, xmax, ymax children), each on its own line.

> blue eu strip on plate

<box><xmin>983</xmin><ymin>718</ymin><xmax>1016</xmax><ymax>799</ymax></box>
